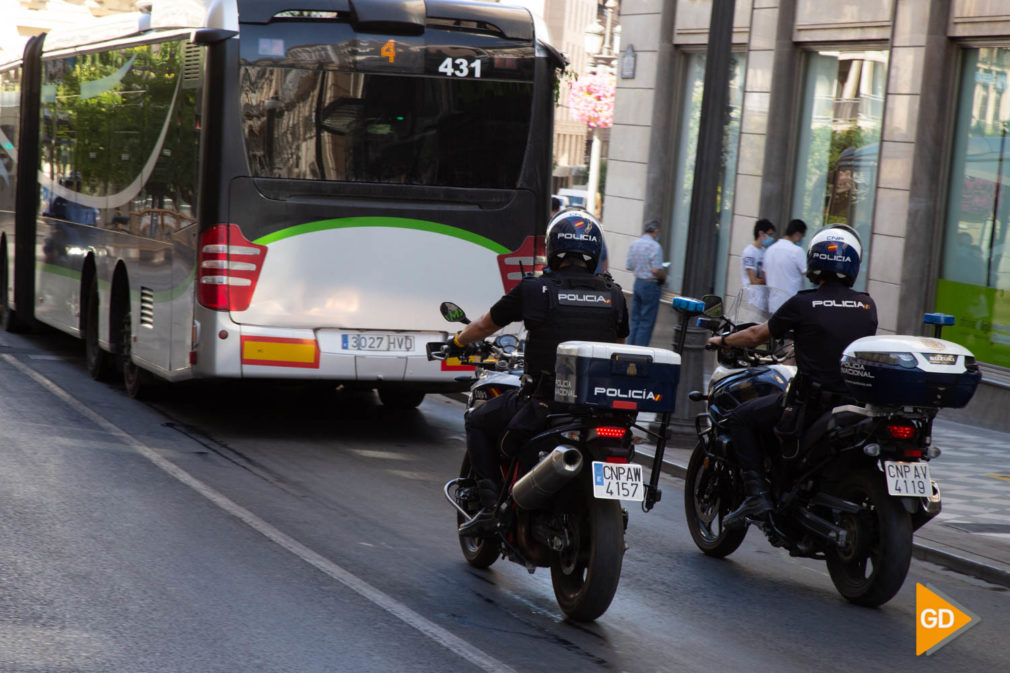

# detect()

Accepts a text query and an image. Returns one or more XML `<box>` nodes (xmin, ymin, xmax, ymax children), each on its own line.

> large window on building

<box><xmin>936</xmin><ymin>47</ymin><xmax>1010</xmax><ymax>368</ymax></box>
<box><xmin>666</xmin><ymin>52</ymin><xmax>745</xmax><ymax>298</ymax></box>
<box><xmin>792</xmin><ymin>49</ymin><xmax>888</xmax><ymax>291</ymax></box>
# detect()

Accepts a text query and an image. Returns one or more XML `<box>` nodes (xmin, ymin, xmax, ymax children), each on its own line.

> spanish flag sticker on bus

<box><xmin>241</xmin><ymin>336</ymin><xmax>320</xmax><ymax>369</ymax></box>
<box><xmin>916</xmin><ymin>583</ymin><xmax>979</xmax><ymax>655</ymax></box>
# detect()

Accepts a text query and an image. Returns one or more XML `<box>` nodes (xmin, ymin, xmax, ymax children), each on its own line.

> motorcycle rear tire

<box><xmin>824</xmin><ymin>469</ymin><xmax>912</xmax><ymax>607</ymax></box>
<box><xmin>550</xmin><ymin>487</ymin><xmax>624</xmax><ymax>622</ymax></box>
<box><xmin>684</xmin><ymin>441</ymin><xmax>747</xmax><ymax>557</ymax></box>
<box><xmin>456</xmin><ymin>454</ymin><xmax>500</xmax><ymax>569</ymax></box>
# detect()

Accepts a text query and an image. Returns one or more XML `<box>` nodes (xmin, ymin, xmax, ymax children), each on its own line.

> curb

<box><xmin>634</xmin><ymin>447</ymin><xmax>1010</xmax><ymax>590</ymax></box>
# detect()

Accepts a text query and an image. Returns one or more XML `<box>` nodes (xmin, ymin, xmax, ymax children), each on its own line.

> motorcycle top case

<box><xmin>840</xmin><ymin>335</ymin><xmax>981</xmax><ymax>408</ymax></box>
<box><xmin>554</xmin><ymin>341</ymin><xmax>680</xmax><ymax>412</ymax></box>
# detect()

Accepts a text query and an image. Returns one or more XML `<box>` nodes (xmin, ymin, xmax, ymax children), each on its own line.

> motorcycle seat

<box><xmin>547</xmin><ymin>413</ymin><xmax>579</xmax><ymax>427</ymax></box>
<box><xmin>800</xmin><ymin>409</ymin><xmax>866</xmax><ymax>452</ymax></box>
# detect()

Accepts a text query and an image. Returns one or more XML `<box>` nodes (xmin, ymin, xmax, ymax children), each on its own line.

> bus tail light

<box><xmin>497</xmin><ymin>235</ymin><xmax>546</xmax><ymax>293</ymax></box>
<box><xmin>198</xmin><ymin>224</ymin><xmax>267</xmax><ymax>311</ymax></box>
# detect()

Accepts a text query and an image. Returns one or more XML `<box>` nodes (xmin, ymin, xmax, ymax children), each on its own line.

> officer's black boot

<box><xmin>458</xmin><ymin>479</ymin><xmax>500</xmax><ymax>537</ymax></box>
<box><xmin>723</xmin><ymin>470</ymin><xmax>773</xmax><ymax>528</ymax></box>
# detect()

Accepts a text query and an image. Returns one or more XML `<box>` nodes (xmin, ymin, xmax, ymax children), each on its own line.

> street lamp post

<box><xmin>583</xmin><ymin>0</ymin><xmax>619</xmax><ymax>215</ymax></box>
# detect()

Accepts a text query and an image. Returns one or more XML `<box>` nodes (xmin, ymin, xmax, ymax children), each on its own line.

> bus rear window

<box><xmin>240</xmin><ymin>67</ymin><xmax>533</xmax><ymax>188</ymax></box>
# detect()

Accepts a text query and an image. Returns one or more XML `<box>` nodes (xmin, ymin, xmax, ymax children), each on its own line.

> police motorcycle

<box><xmin>680</xmin><ymin>298</ymin><xmax>980</xmax><ymax>607</ymax></box>
<box><xmin>428</xmin><ymin>302</ymin><xmax>681</xmax><ymax>621</ymax></box>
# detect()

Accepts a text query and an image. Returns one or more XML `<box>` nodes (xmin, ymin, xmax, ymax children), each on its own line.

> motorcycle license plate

<box><xmin>592</xmin><ymin>461</ymin><xmax>645</xmax><ymax>502</ymax></box>
<box><xmin>883</xmin><ymin>461</ymin><xmax>932</xmax><ymax>497</ymax></box>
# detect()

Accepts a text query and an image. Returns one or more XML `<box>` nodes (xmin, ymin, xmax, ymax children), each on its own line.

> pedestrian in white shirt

<box><xmin>737</xmin><ymin>218</ymin><xmax>775</xmax><ymax>324</ymax></box>
<box><xmin>764</xmin><ymin>219</ymin><xmax>808</xmax><ymax>314</ymax></box>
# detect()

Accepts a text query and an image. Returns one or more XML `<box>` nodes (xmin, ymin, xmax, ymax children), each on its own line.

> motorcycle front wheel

<box><xmin>684</xmin><ymin>441</ymin><xmax>747</xmax><ymax>557</ymax></box>
<box><xmin>456</xmin><ymin>454</ymin><xmax>500</xmax><ymax>569</ymax></box>
<box><xmin>550</xmin><ymin>485</ymin><xmax>624</xmax><ymax>622</ymax></box>
<box><xmin>824</xmin><ymin>469</ymin><xmax>912</xmax><ymax>607</ymax></box>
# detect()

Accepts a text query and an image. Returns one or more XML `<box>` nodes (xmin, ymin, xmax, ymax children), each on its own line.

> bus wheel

<box><xmin>120</xmin><ymin>308</ymin><xmax>149</xmax><ymax>399</ymax></box>
<box><xmin>84</xmin><ymin>277</ymin><xmax>113</xmax><ymax>381</ymax></box>
<box><xmin>378</xmin><ymin>387</ymin><xmax>425</xmax><ymax>410</ymax></box>
<box><xmin>0</xmin><ymin>251</ymin><xmax>19</xmax><ymax>333</ymax></box>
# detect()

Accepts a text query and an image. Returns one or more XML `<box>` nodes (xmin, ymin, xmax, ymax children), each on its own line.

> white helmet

<box><xmin>806</xmin><ymin>225</ymin><xmax>862</xmax><ymax>287</ymax></box>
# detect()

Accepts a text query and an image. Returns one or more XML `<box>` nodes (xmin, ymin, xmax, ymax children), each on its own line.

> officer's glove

<box><xmin>444</xmin><ymin>332</ymin><xmax>477</xmax><ymax>358</ymax></box>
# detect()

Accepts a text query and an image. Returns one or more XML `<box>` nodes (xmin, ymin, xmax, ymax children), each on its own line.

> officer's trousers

<box><xmin>726</xmin><ymin>392</ymin><xmax>784</xmax><ymax>473</ymax></box>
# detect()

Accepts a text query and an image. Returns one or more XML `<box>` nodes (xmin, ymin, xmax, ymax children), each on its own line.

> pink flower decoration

<box><xmin>568</xmin><ymin>73</ymin><xmax>616</xmax><ymax>129</ymax></box>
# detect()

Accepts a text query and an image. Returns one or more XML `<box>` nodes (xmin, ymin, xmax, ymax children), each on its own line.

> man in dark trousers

<box><xmin>445</xmin><ymin>209</ymin><xmax>629</xmax><ymax>536</ymax></box>
<box><xmin>707</xmin><ymin>224</ymin><xmax>877</xmax><ymax>527</ymax></box>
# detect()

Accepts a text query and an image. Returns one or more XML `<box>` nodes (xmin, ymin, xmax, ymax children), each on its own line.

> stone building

<box><xmin>604</xmin><ymin>0</ymin><xmax>1010</xmax><ymax>430</ymax></box>
<box><xmin>0</xmin><ymin>0</ymin><xmax>137</xmax><ymax>61</ymax></box>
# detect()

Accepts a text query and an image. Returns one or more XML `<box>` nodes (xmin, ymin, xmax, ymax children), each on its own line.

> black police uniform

<box><xmin>727</xmin><ymin>281</ymin><xmax>878</xmax><ymax>473</ymax></box>
<box><xmin>464</xmin><ymin>266</ymin><xmax>630</xmax><ymax>486</ymax></box>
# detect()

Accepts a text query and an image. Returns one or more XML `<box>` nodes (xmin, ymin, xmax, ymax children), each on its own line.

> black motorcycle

<box><xmin>428</xmin><ymin>302</ymin><xmax>679</xmax><ymax>621</ymax></box>
<box><xmin>680</xmin><ymin>297</ymin><xmax>980</xmax><ymax>606</ymax></box>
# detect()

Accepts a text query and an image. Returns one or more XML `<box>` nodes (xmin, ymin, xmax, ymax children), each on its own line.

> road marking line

<box><xmin>3</xmin><ymin>355</ymin><xmax>518</xmax><ymax>673</ymax></box>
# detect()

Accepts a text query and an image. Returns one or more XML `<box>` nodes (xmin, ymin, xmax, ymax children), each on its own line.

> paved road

<box><xmin>1</xmin><ymin>328</ymin><xmax>1008</xmax><ymax>672</ymax></box>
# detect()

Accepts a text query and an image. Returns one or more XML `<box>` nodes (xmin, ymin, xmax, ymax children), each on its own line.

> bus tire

<box><xmin>0</xmin><ymin>247</ymin><xmax>19</xmax><ymax>333</ymax></box>
<box><xmin>378</xmin><ymin>387</ymin><xmax>425</xmax><ymax>409</ymax></box>
<box><xmin>84</xmin><ymin>276</ymin><xmax>113</xmax><ymax>381</ymax></box>
<box><xmin>120</xmin><ymin>307</ymin><xmax>152</xmax><ymax>399</ymax></box>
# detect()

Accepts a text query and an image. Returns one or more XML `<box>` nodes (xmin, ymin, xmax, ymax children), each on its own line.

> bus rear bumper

<box><xmin>192</xmin><ymin>319</ymin><xmax>469</xmax><ymax>385</ymax></box>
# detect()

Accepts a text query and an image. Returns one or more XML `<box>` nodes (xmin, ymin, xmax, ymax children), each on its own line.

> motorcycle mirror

<box><xmin>440</xmin><ymin>302</ymin><xmax>470</xmax><ymax>324</ymax></box>
<box><xmin>702</xmin><ymin>295</ymin><xmax>723</xmax><ymax>318</ymax></box>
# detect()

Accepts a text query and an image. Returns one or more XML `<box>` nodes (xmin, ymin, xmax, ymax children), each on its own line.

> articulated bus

<box><xmin>0</xmin><ymin>0</ymin><xmax>559</xmax><ymax>405</ymax></box>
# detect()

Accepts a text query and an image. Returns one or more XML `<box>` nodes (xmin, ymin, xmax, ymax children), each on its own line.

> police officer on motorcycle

<box><xmin>706</xmin><ymin>224</ymin><xmax>877</xmax><ymax>527</ymax></box>
<box><xmin>445</xmin><ymin>209</ymin><xmax>630</xmax><ymax>536</ymax></box>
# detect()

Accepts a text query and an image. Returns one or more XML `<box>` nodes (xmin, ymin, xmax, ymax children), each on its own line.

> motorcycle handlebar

<box><xmin>425</xmin><ymin>338</ymin><xmax>523</xmax><ymax>370</ymax></box>
<box><xmin>425</xmin><ymin>341</ymin><xmax>449</xmax><ymax>361</ymax></box>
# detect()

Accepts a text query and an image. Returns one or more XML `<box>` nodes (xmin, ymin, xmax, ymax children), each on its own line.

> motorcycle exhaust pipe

<box><xmin>511</xmin><ymin>446</ymin><xmax>583</xmax><ymax>510</ymax></box>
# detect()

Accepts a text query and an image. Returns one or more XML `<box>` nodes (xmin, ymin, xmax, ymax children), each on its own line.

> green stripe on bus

<box><xmin>253</xmin><ymin>217</ymin><xmax>510</xmax><ymax>254</ymax></box>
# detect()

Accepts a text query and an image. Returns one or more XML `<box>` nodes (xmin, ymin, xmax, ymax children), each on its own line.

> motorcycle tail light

<box><xmin>886</xmin><ymin>424</ymin><xmax>916</xmax><ymax>440</ymax></box>
<box><xmin>595</xmin><ymin>426</ymin><xmax>627</xmax><ymax>439</ymax></box>
<box><xmin>605</xmin><ymin>456</ymin><xmax>629</xmax><ymax>464</ymax></box>
<box><xmin>903</xmin><ymin>448</ymin><xmax>923</xmax><ymax>458</ymax></box>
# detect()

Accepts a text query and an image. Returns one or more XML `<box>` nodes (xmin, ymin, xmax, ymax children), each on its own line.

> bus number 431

<box><xmin>438</xmin><ymin>57</ymin><xmax>482</xmax><ymax>78</ymax></box>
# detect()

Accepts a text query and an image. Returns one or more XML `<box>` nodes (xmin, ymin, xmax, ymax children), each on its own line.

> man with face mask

<box><xmin>625</xmin><ymin>220</ymin><xmax>666</xmax><ymax>346</ymax></box>
<box><xmin>737</xmin><ymin>218</ymin><xmax>776</xmax><ymax>324</ymax></box>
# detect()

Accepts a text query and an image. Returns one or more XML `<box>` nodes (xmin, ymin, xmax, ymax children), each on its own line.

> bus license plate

<box><xmin>592</xmin><ymin>461</ymin><xmax>644</xmax><ymax>502</ymax></box>
<box><xmin>883</xmin><ymin>461</ymin><xmax>932</xmax><ymax>497</ymax></box>
<box><xmin>341</xmin><ymin>334</ymin><xmax>415</xmax><ymax>352</ymax></box>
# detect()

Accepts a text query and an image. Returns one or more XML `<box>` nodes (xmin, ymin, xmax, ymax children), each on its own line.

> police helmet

<box><xmin>806</xmin><ymin>224</ymin><xmax>862</xmax><ymax>287</ymax></box>
<box><xmin>545</xmin><ymin>209</ymin><xmax>603</xmax><ymax>271</ymax></box>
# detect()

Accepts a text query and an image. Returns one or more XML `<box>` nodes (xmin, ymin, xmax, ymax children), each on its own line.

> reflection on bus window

<box><xmin>240</xmin><ymin>68</ymin><xmax>532</xmax><ymax>188</ymax></box>
<box><xmin>39</xmin><ymin>41</ymin><xmax>201</xmax><ymax>239</ymax></box>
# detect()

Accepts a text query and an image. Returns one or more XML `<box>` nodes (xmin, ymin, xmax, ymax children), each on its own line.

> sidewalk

<box><xmin>633</xmin><ymin>414</ymin><xmax>1010</xmax><ymax>588</ymax></box>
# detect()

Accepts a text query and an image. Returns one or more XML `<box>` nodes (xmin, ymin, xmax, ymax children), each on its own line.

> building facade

<box><xmin>0</xmin><ymin>0</ymin><xmax>138</xmax><ymax>62</ymax></box>
<box><xmin>604</xmin><ymin>0</ymin><xmax>1010</xmax><ymax>430</ymax></box>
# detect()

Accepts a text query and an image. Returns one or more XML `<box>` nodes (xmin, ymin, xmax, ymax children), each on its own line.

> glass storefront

<box><xmin>792</xmin><ymin>50</ymin><xmax>888</xmax><ymax>291</ymax></box>
<box><xmin>666</xmin><ymin>52</ymin><xmax>745</xmax><ymax>298</ymax></box>
<box><xmin>936</xmin><ymin>47</ymin><xmax>1010</xmax><ymax>368</ymax></box>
